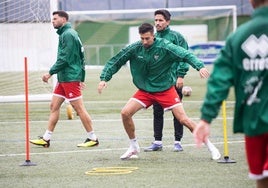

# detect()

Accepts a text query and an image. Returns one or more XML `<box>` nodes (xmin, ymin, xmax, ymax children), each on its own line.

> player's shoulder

<box><xmin>62</xmin><ymin>28</ymin><xmax>78</xmax><ymax>40</ymax></box>
<box><xmin>168</xmin><ymin>29</ymin><xmax>183</xmax><ymax>37</ymax></box>
<box><xmin>129</xmin><ymin>41</ymin><xmax>143</xmax><ymax>48</ymax></box>
<box><xmin>155</xmin><ymin>37</ymin><xmax>174</xmax><ymax>48</ymax></box>
<box><xmin>124</xmin><ymin>41</ymin><xmax>143</xmax><ymax>52</ymax></box>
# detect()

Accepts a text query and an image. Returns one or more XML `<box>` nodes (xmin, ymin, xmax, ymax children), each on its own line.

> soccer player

<box><xmin>144</xmin><ymin>9</ymin><xmax>189</xmax><ymax>152</ymax></box>
<box><xmin>193</xmin><ymin>0</ymin><xmax>268</xmax><ymax>187</ymax></box>
<box><xmin>98</xmin><ymin>23</ymin><xmax>221</xmax><ymax>160</ymax></box>
<box><xmin>30</xmin><ymin>10</ymin><xmax>99</xmax><ymax>148</ymax></box>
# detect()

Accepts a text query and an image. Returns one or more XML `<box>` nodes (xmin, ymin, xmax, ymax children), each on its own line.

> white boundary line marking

<box><xmin>0</xmin><ymin>100</ymin><xmax>236</xmax><ymax>157</ymax></box>
<box><xmin>0</xmin><ymin>117</ymin><xmax>234</xmax><ymax>124</ymax></box>
<box><xmin>0</xmin><ymin>140</ymin><xmax>244</xmax><ymax>158</ymax></box>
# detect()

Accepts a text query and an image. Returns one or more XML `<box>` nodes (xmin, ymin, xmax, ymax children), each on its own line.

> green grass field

<box><xmin>0</xmin><ymin>66</ymin><xmax>254</xmax><ymax>188</ymax></box>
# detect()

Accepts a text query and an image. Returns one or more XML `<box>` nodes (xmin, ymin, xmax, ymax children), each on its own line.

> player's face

<box><xmin>140</xmin><ymin>32</ymin><xmax>155</xmax><ymax>48</ymax></box>
<box><xmin>52</xmin><ymin>14</ymin><xmax>66</xmax><ymax>29</ymax></box>
<box><xmin>154</xmin><ymin>14</ymin><xmax>170</xmax><ymax>32</ymax></box>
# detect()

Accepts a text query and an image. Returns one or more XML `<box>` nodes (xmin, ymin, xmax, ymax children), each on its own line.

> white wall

<box><xmin>0</xmin><ymin>23</ymin><xmax>58</xmax><ymax>72</ymax></box>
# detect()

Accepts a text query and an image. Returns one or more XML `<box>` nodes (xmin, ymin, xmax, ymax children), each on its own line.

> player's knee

<box><xmin>121</xmin><ymin>109</ymin><xmax>132</xmax><ymax>119</ymax></box>
<box><xmin>73</xmin><ymin>106</ymin><xmax>84</xmax><ymax>116</ymax></box>
<box><xmin>50</xmin><ymin>103</ymin><xmax>60</xmax><ymax>112</ymax></box>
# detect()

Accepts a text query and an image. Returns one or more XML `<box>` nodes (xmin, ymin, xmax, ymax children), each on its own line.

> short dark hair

<box><xmin>253</xmin><ymin>0</ymin><xmax>268</xmax><ymax>6</ymax></box>
<box><xmin>138</xmin><ymin>23</ymin><xmax>154</xmax><ymax>34</ymax></box>
<box><xmin>154</xmin><ymin>9</ymin><xmax>171</xmax><ymax>21</ymax></box>
<box><xmin>53</xmin><ymin>10</ymin><xmax>69</xmax><ymax>21</ymax></box>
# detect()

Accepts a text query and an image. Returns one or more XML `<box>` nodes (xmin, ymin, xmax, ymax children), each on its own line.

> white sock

<box><xmin>87</xmin><ymin>131</ymin><xmax>97</xmax><ymax>141</ymax></box>
<box><xmin>154</xmin><ymin>140</ymin><xmax>162</xmax><ymax>145</ymax></box>
<box><xmin>43</xmin><ymin>130</ymin><xmax>52</xmax><ymax>141</ymax></box>
<box><xmin>205</xmin><ymin>139</ymin><xmax>216</xmax><ymax>152</ymax></box>
<box><xmin>130</xmin><ymin>138</ymin><xmax>139</xmax><ymax>149</ymax></box>
<box><xmin>174</xmin><ymin>141</ymin><xmax>181</xmax><ymax>144</ymax></box>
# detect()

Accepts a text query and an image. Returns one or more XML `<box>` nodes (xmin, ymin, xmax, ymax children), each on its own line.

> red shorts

<box><xmin>132</xmin><ymin>86</ymin><xmax>181</xmax><ymax>111</ymax></box>
<box><xmin>245</xmin><ymin>133</ymin><xmax>268</xmax><ymax>180</ymax></box>
<box><xmin>53</xmin><ymin>82</ymin><xmax>82</xmax><ymax>101</ymax></box>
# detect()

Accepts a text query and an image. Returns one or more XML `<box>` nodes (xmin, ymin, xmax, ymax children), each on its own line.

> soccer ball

<box><xmin>182</xmin><ymin>86</ymin><xmax>192</xmax><ymax>96</ymax></box>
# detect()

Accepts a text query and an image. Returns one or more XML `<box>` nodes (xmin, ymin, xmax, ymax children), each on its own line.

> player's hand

<box><xmin>98</xmin><ymin>81</ymin><xmax>107</xmax><ymax>94</ymax></box>
<box><xmin>199</xmin><ymin>68</ymin><xmax>210</xmax><ymax>78</ymax></box>
<box><xmin>42</xmin><ymin>73</ymin><xmax>51</xmax><ymax>83</ymax></box>
<box><xmin>176</xmin><ymin>77</ymin><xmax>184</xmax><ymax>89</ymax></box>
<box><xmin>80</xmin><ymin>82</ymin><xmax>86</xmax><ymax>90</ymax></box>
<box><xmin>193</xmin><ymin>120</ymin><xmax>210</xmax><ymax>147</ymax></box>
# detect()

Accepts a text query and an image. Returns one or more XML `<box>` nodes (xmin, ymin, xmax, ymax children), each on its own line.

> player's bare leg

<box><xmin>172</xmin><ymin>104</ymin><xmax>221</xmax><ymax>160</ymax></box>
<box><xmin>257</xmin><ymin>177</ymin><xmax>268</xmax><ymax>188</ymax></box>
<box><xmin>29</xmin><ymin>95</ymin><xmax>64</xmax><ymax>147</ymax></box>
<box><xmin>70</xmin><ymin>98</ymin><xmax>93</xmax><ymax>132</ymax></box>
<box><xmin>47</xmin><ymin>95</ymin><xmax>65</xmax><ymax>132</ymax></box>
<box><xmin>120</xmin><ymin>99</ymin><xmax>143</xmax><ymax>159</ymax></box>
<box><xmin>121</xmin><ymin>99</ymin><xmax>143</xmax><ymax>139</ymax></box>
<box><xmin>71</xmin><ymin>98</ymin><xmax>99</xmax><ymax>147</ymax></box>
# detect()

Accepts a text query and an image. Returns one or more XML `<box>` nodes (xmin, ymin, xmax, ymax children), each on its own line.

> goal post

<box><xmin>0</xmin><ymin>4</ymin><xmax>237</xmax><ymax>103</ymax></box>
<box><xmin>0</xmin><ymin>0</ymin><xmax>58</xmax><ymax>103</ymax></box>
<box><xmin>68</xmin><ymin>5</ymin><xmax>237</xmax><ymax>31</ymax></box>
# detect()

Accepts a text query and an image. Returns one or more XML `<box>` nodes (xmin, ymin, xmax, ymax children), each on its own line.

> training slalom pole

<box><xmin>218</xmin><ymin>100</ymin><xmax>236</xmax><ymax>163</ymax></box>
<box><xmin>20</xmin><ymin>57</ymin><xmax>36</xmax><ymax>166</ymax></box>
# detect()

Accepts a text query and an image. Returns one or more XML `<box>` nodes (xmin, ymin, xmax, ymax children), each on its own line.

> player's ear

<box><xmin>166</xmin><ymin>20</ymin><xmax>170</xmax><ymax>25</ymax></box>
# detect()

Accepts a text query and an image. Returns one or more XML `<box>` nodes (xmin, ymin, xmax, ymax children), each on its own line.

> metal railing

<box><xmin>83</xmin><ymin>44</ymin><xmax>127</xmax><ymax>65</ymax></box>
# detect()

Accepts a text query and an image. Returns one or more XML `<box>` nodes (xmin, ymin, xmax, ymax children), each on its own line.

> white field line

<box><xmin>1</xmin><ymin>100</ymin><xmax>234</xmax><ymax>104</ymax></box>
<box><xmin>0</xmin><ymin>117</ymin><xmax>234</xmax><ymax>124</ymax></box>
<box><xmin>0</xmin><ymin>100</ymin><xmax>236</xmax><ymax>157</ymax></box>
<box><xmin>0</xmin><ymin>140</ymin><xmax>244</xmax><ymax>158</ymax></box>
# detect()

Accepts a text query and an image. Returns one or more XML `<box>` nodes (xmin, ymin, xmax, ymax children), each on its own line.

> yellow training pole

<box><xmin>222</xmin><ymin>100</ymin><xmax>229</xmax><ymax>157</ymax></box>
<box><xmin>218</xmin><ymin>100</ymin><xmax>236</xmax><ymax>163</ymax></box>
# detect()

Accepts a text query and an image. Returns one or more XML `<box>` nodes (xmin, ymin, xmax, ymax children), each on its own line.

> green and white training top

<box><xmin>200</xmin><ymin>6</ymin><xmax>268</xmax><ymax>136</ymax></box>
<box><xmin>100</xmin><ymin>37</ymin><xmax>204</xmax><ymax>93</ymax></box>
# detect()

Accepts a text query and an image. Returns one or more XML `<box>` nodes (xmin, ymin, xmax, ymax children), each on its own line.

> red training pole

<box><xmin>20</xmin><ymin>57</ymin><xmax>36</xmax><ymax>166</ymax></box>
<box><xmin>24</xmin><ymin>57</ymin><xmax>30</xmax><ymax>161</ymax></box>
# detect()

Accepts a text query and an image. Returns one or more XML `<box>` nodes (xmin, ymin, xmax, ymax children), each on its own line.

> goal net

<box><xmin>0</xmin><ymin>4</ymin><xmax>237</xmax><ymax>104</ymax></box>
<box><xmin>68</xmin><ymin>6</ymin><xmax>237</xmax><ymax>66</ymax></box>
<box><xmin>0</xmin><ymin>0</ymin><xmax>58</xmax><ymax>103</ymax></box>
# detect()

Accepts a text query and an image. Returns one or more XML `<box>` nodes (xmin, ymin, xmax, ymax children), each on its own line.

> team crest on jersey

<box><xmin>154</xmin><ymin>54</ymin><xmax>159</xmax><ymax>60</ymax></box>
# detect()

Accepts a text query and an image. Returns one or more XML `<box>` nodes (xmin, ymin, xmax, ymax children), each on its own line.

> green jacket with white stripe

<box><xmin>49</xmin><ymin>22</ymin><xmax>85</xmax><ymax>82</ymax></box>
<box><xmin>155</xmin><ymin>26</ymin><xmax>189</xmax><ymax>78</ymax></box>
<box><xmin>200</xmin><ymin>6</ymin><xmax>268</xmax><ymax>136</ymax></box>
<box><xmin>100</xmin><ymin>37</ymin><xmax>204</xmax><ymax>93</ymax></box>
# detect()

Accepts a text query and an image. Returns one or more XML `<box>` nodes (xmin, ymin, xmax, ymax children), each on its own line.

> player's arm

<box><xmin>174</xmin><ymin>34</ymin><xmax>190</xmax><ymax>80</ymax></box>
<box><xmin>200</xmin><ymin>40</ymin><xmax>234</xmax><ymax>124</ymax></box>
<box><xmin>100</xmin><ymin>45</ymin><xmax>134</xmax><ymax>80</ymax></box>
<box><xmin>169</xmin><ymin>43</ymin><xmax>210</xmax><ymax>78</ymax></box>
<box><xmin>49</xmin><ymin>33</ymin><xmax>74</xmax><ymax>75</ymax></box>
<box><xmin>176</xmin><ymin>63</ymin><xmax>189</xmax><ymax>88</ymax></box>
<box><xmin>98</xmin><ymin>44</ymin><xmax>135</xmax><ymax>93</ymax></box>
